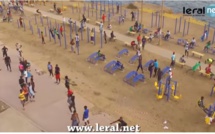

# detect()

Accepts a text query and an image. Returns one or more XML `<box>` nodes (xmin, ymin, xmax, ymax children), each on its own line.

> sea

<box><xmin>87</xmin><ymin>0</ymin><xmax>215</xmax><ymax>28</ymax></box>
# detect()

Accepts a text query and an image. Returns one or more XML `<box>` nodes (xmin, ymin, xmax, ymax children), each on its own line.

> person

<box><xmin>65</xmin><ymin>76</ymin><xmax>70</xmax><ymax>89</ymax></box>
<box><xmin>19</xmin><ymin>17</ymin><xmax>23</xmax><ymax>27</ymax></box>
<box><xmin>70</xmin><ymin>38</ymin><xmax>75</xmax><ymax>53</ymax></box>
<box><xmin>164</xmin><ymin>30</ymin><xmax>170</xmax><ymax>40</ymax></box>
<box><xmin>205</xmin><ymin>64</ymin><xmax>214</xmax><ymax>78</ymax></box>
<box><xmin>60</xmin><ymin>25</ymin><xmax>63</xmax><ymax>36</ymax></box>
<box><xmin>22</xmin><ymin>84</ymin><xmax>29</xmax><ymax>102</ymax></box>
<box><xmin>81</xmin><ymin>14</ymin><xmax>86</xmax><ymax>23</ymax></box>
<box><xmin>137</xmin><ymin>34</ymin><xmax>141</xmax><ymax>45</ymax></box>
<box><xmin>53</xmin><ymin>2</ymin><xmax>56</xmax><ymax>11</ymax></box>
<box><xmin>110</xmin><ymin>117</ymin><xmax>127</xmax><ymax>131</ymax></box>
<box><xmin>19</xmin><ymin>62</ymin><xmax>24</xmax><ymax>75</ymax></box>
<box><xmin>19</xmin><ymin>76</ymin><xmax>25</xmax><ymax>88</ymax></box>
<box><xmin>179</xmin><ymin>55</ymin><xmax>186</xmax><ymax>63</ymax></box>
<box><xmin>102</xmin><ymin>14</ymin><xmax>106</xmax><ymax>23</ymax></box>
<box><xmin>71</xmin><ymin>110</ymin><xmax>80</xmax><ymax>129</ymax></box>
<box><xmin>131</xmin><ymin>11</ymin><xmax>135</xmax><ymax>21</ymax></box>
<box><xmin>18</xmin><ymin>89</ymin><xmax>26</xmax><ymax>110</ymax></box>
<box><xmin>30</xmin><ymin>76</ymin><xmax>35</xmax><ymax>93</ymax></box>
<box><xmin>2</xmin><ymin>15</ymin><xmax>7</xmax><ymax>22</ymax></box>
<box><xmin>190</xmin><ymin>37</ymin><xmax>196</xmax><ymax>48</ymax></box>
<box><xmin>201</xmin><ymin>30</ymin><xmax>207</xmax><ymax>42</ymax></box>
<box><xmin>198</xmin><ymin>96</ymin><xmax>209</xmax><ymax>114</ymax></box>
<box><xmin>78</xmin><ymin>21</ymin><xmax>84</xmax><ymax>32</ymax></box>
<box><xmin>104</xmin><ymin>31</ymin><xmax>107</xmax><ymax>44</ymax></box>
<box><xmin>134</xmin><ymin>21</ymin><xmax>138</xmax><ymax>31</ymax></box>
<box><xmin>157</xmin><ymin>68</ymin><xmax>162</xmax><ymax>82</ymax></box>
<box><xmin>47</xmin><ymin>62</ymin><xmax>54</xmax><ymax>77</ymax></box>
<box><xmin>97</xmin><ymin>50</ymin><xmax>106</xmax><ymax>60</ymax></box>
<box><xmin>90</xmin><ymin>29</ymin><xmax>94</xmax><ymax>42</ymax></box>
<box><xmin>54</xmin><ymin>28</ymin><xmax>60</xmax><ymax>40</ymax></box>
<box><xmin>107</xmin><ymin>23</ymin><xmax>112</xmax><ymax>30</ymax></box>
<box><xmin>136</xmin><ymin>48</ymin><xmax>141</xmax><ymax>57</ymax></box>
<box><xmin>67</xmin><ymin>86</ymin><xmax>73</xmax><ymax>96</ymax></box>
<box><xmin>28</xmin><ymin>82</ymin><xmax>35</xmax><ymax>101</ymax></box>
<box><xmin>204</xmin><ymin>41</ymin><xmax>211</xmax><ymax>53</ymax></box>
<box><xmin>148</xmin><ymin>34</ymin><xmax>153</xmax><ymax>42</ymax></box>
<box><xmin>120</xmin><ymin>15</ymin><xmax>125</xmax><ymax>23</ymax></box>
<box><xmin>205</xmin><ymin>58</ymin><xmax>214</xmax><ymax>65</ymax></box>
<box><xmin>153</xmin><ymin>59</ymin><xmax>159</xmax><ymax>77</ymax></box>
<box><xmin>68</xmin><ymin>18</ymin><xmax>73</xmax><ymax>24</ymax></box>
<box><xmin>55</xmin><ymin>64</ymin><xmax>60</xmax><ymax>84</ymax></box>
<box><xmin>184</xmin><ymin>42</ymin><xmax>189</xmax><ymax>57</ymax></box>
<box><xmin>170</xmin><ymin>52</ymin><xmax>176</xmax><ymax>67</ymax></box>
<box><xmin>2</xmin><ymin>46</ymin><xmax>8</xmax><ymax>57</ymax></box>
<box><xmin>41</xmin><ymin>31</ymin><xmax>45</xmax><ymax>44</ymax></box>
<box><xmin>116</xmin><ymin>60</ymin><xmax>124</xmax><ymax>70</ymax></box>
<box><xmin>142</xmin><ymin>36</ymin><xmax>147</xmax><ymax>50</ymax></box>
<box><xmin>24</xmin><ymin>69</ymin><xmax>29</xmax><ymax>83</ymax></box>
<box><xmin>15</xmin><ymin>43</ymin><xmax>22</xmax><ymax>57</ymax></box>
<box><xmin>83</xmin><ymin>106</ymin><xmax>90</xmax><ymax>126</ymax></box>
<box><xmin>154</xmin><ymin>27</ymin><xmax>161</xmax><ymax>37</ymax></box>
<box><xmin>56</xmin><ymin>8</ymin><xmax>62</xmax><ymax>14</ymax></box>
<box><xmin>68</xmin><ymin>94</ymin><xmax>76</xmax><ymax>113</ymax></box>
<box><xmin>109</xmin><ymin>31</ymin><xmax>115</xmax><ymax>41</ymax></box>
<box><xmin>129</xmin><ymin>26</ymin><xmax>135</xmax><ymax>32</ymax></box>
<box><xmin>131</xmin><ymin>41</ymin><xmax>137</xmax><ymax>50</ymax></box>
<box><xmin>36</xmin><ymin>9</ymin><xmax>41</xmax><ymax>14</ymax></box>
<box><xmin>4</xmin><ymin>55</ymin><xmax>11</xmax><ymax>72</ymax></box>
<box><xmin>75</xmin><ymin>34</ymin><xmax>80</xmax><ymax>55</ymax></box>
<box><xmin>187</xmin><ymin>61</ymin><xmax>201</xmax><ymax>73</ymax></box>
<box><xmin>136</xmin><ymin>55</ymin><xmax>143</xmax><ymax>73</ymax></box>
<box><xmin>148</xmin><ymin>62</ymin><xmax>154</xmax><ymax>78</ymax></box>
<box><xmin>137</xmin><ymin>23</ymin><xmax>142</xmax><ymax>33</ymax></box>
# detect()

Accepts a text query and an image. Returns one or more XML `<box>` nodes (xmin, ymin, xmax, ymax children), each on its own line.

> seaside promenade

<box><xmin>0</xmin><ymin>43</ymin><xmax>113</xmax><ymax>132</ymax></box>
<box><xmin>23</xmin><ymin>6</ymin><xmax>214</xmax><ymax>72</ymax></box>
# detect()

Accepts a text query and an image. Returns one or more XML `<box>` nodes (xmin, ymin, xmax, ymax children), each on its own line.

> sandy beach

<box><xmin>0</xmin><ymin>1</ymin><xmax>215</xmax><ymax>132</ymax></box>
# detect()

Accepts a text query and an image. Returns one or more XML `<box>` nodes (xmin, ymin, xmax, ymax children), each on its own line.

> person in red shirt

<box><xmin>205</xmin><ymin>65</ymin><xmax>211</xmax><ymax>74</ymax></box>
<box><xmin>60</xmin><ymin>25</ymin><xmax>63</xmax><ymax>37</ymax></box>
<box><xmin>137</xmin><ymin>34</ymin><xmax>141</xmax><ymax>45</ymax></box>
<box><xmin>131</xmin><ymin>41</ymin><xmax>137</xmax><ymax>50</ymax></box>
<box><xmin>102</xmin><ymin>14</ymin><xmax>106</xmax><ymax>23</ymax></box>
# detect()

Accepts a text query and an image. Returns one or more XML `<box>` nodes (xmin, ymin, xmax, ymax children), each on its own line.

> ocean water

<box><xmin>88</xmin><ymin>0</ymin><xmax>215</xmax><ymax>27</ymax></box>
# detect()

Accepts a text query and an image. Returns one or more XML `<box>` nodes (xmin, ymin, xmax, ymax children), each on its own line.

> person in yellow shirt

<box><xmin>90</xmin><ymin>29</ymin><xmax>94</xmax><ymax>42</ymax></box>
<box><xmin>18</xmin><ymin>89</ymin><xmax>26</xmax><ymax>110</ymax></box>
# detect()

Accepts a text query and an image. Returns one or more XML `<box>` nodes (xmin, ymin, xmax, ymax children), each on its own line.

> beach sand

<box><xmin>0</xmin><ymin>1</ymin><xmax>215</xmax><ymax>132</ymax></box>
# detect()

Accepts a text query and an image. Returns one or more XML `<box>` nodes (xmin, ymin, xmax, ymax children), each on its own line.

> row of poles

<box><xmin>16</xmin><ymin>15</ymin><xmax>108</xmax><ymax>54</ymax></box>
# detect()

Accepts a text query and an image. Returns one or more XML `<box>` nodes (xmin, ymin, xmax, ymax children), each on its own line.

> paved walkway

<box><xmin>0</xmin><ymin>42</ymin><xmax>113</xmax><ymax>132</ymax></box>
<box><xmin>23</xmin><ymin>6</ymin><xmax>214</xmax><ymax>73</ymax></box>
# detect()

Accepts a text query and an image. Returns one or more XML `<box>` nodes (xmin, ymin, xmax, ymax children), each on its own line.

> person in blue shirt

<box><xmin>170</xmin><ymin>52</ymin><xmax>176</xmax><ymax>67</ymax></box>
<box><xmin>153</xmin><ymin>59</ymin><xmax>159</xmax><ymax>77</ymax></box>
<box><xmin>116</xmin><ymin>60</ymin><xmax>124</xmax><ymax>70</ymax></box>
<box><xmin>83</xmin><ymin>106</ymin><xmax>89</xmax><ymax>126</ymax></box>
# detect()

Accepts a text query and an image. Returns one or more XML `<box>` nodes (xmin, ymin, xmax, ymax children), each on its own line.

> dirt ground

<box><xmin>0</xmin><ymin>1</ymin><xmax>215</xmax><ymax>132</ymax></box>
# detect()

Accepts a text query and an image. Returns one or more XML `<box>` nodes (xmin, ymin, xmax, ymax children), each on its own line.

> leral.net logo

<box><xmin>183</xmin><ymin>4</ymin><xmax>215</xmax><ymax>17</ymax></box>
<box><xmin>206</xmin><ymin>4</ymin><xmax>215</xmax><ymax>17</ymax></box>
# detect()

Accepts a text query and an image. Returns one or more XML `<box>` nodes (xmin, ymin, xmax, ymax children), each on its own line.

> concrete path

<box><xmin>23</xmin><ymin>6</ymin><xmax>213</xmax><ymax>73</ymax></box>
<box><xmin>0</xmin><ymin>42</ymin><xmax>113</xmax><ymax>132</ymax></box>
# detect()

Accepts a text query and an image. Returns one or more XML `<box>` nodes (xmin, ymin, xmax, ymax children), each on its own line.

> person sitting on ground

<box><xmin>148</xmin><ymin>34</ymin><xmax>153</xmax><ymax>42</ymax></box>
<box><xmin>136</xmin><ymin>23</ymin><xmax>142</xmax><ymax>33</ymax></box>
<box><xmin>97</xmin><ymin>50</ymin><xmax>106</xmax><ymax>60</ymax></box>
<box><xmin>109</xmin><ymin>31</ymin><xmax>115</xmax><ymax>41</ymax></box>
<box><xmin>68</xmin><ymin>18</ymin><xmax>73</xmax><ymax>24</ymax></box>
<box><xmin>190</xmin><ymin>37</ymin><xmax>196</xmax><ymax>48</ymax></box>
<box><xmin>164</xmin><ymin>30</ymin><xmax>171</xmax><ymax>40</ymax></box>
<box><xmin>205</xmin><ymin>58</ymin><xmax>214</xmax><ymax>65</ymax></box>
<box><xmin>116</xmin><ymin>60</ymin><xmax>124</xmax><ymax>70</ymax></box>
<box><xmin>36</xmin><ymin>9</ymin><xmax>41</xmax><ymax>14</ymax></box>
<box><xmin>134</xmin><ymin>21</ymin><xmax>138</xmax><ymax>31</ymax></box>
<box><xmin>129</xmin><ymin>26</ymin><xmax>135</xmax><ymax>32</ymax></box>
<box><xmin>131</xmin><ymin>40</ymin><xmax>137</xmax><ymax>50</ymax></box>
<box><xmin>107</xmin><ymin>23</ymin><xmax>112</xmax><ymax>30</ymax></box>
<box><xmin>154</xmin><ymin>27</ymin><xmax>161</xmax><ymax>37</ymax></box>
<box><xmin>110</xmin><ymin>117</ymin><xmax>127</xmax><ymax>131</ymax></box>
<box><xmin>179</xmin><ymin>55</ymin><xmax>186</xmax><ymax>63</ymax></box>
<box><xmin>204</xmin><ymin>41</ymin><xmax>211</xmax><ymax>53</ymax></box>
<box><xmin>56</xmin><ymin>7</ymin><xmax>62</xmax><ymax>14</ymax></box>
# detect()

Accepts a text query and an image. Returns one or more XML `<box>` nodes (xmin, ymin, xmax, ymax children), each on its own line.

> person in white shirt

<box><xmin>184</xmin><ymin>42</ymin><xmax>189</xmax><ymax>57</ymax></box>
<box><xmin>107</xmin><ymin>23</ymin><xmax>112</xmax><ymax>30</ymax></box>
<box><xmin>190</xmin><ymin>37</ymin><xmax>196</xmax><ymax>48</ymax></box>
<box><xmin>75</xmin><ymin>34</ymin><xmax>80</xmax><ymax>55</ymax></box>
